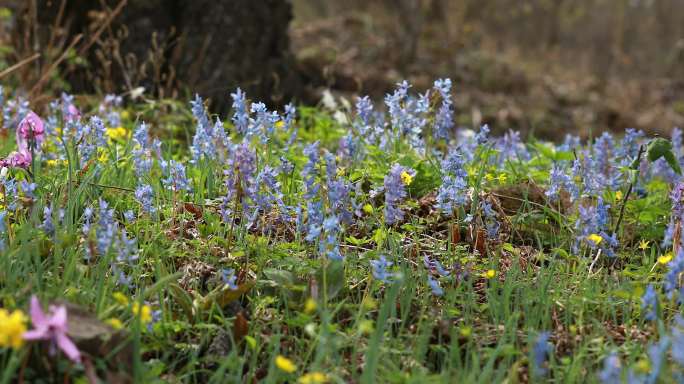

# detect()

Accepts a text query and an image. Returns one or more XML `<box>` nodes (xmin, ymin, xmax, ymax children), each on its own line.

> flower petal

<box><xmin>56</xmin><ymin>333</ymin><xmax>81</xmax><ymax>363</ymax></box>
<box><xmin>29</xmin><ymin>295</ymin><xmax>47</xmax><ymax>327</ymax></box>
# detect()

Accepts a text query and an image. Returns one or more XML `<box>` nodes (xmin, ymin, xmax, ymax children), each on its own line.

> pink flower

<box><xmin>23</xmin><ymin>295</ymin><xmax>81</xmax><ymax>363</ymax></box>
<box><xmin>65</xmin><ymin>104</ymin><xmax>81</xmax><ymax>123</ymax></box>
<box><xmin>0</xmin><ymin>150</ymin><xmax>31</xmax><ymax>169</ymax></box>
<box><xmin>17</xmin><ymin>111</ymin><xmax>45</xmax><ymax>151</ymax></box>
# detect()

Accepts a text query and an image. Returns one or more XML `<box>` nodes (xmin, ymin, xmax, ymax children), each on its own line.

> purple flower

<box><xmin>432</xmin><ymin>78</ymin><xmax>454</xmax><ymax>140</ymax></box>
<box><xmin>641</xmin><ymin>284</ymin><xmax>658</xmax><ymax>321</ymax></box>
<box><xmin>427</xmin><ymin>275</ymin><xmax>444</xmax><ymax>296</ymax></box>
<box><xmin>135</xmin><ymin>184</ymin><xmax>156</xmax><ymax>214</ymax></box>
<box><xmin>370</xmin><ymin>255</ymin><xmax>394</xmax><ymax>283</ymax></box>
<box><xmin>24</xmin><ymin>295</ymin><xmax>81</xmax><ymax>363</ymax></box>
<box><xmin>436</xmin><ymin>150</ymin><xmax>468</xmax><ymax>215</ymax></box>
<box><xmin>598</xmin><ymin>352</ymin><xmax>622</xmax><ymax>384</ymax></box>
<box><xmin>383</xmin><ymin>163</ymin><xmax>415</xmax><ymax>225</ymax></box>
<box><xmin>423</xmin><ymin>255</ymin><xmax>450</xmax><ymax>276</ymax></box>
<box><xmin>231</xmin><ymin>88</ymin><xmax>249</xmax><ymax>136</ymax></box>
<box><xmin>546</xmin><ymin>164</ymin><xmax>576</xmax><ymax>203</ymax></box>
<box><xmin>221</xmin><ymin>268</ymin><xmax>238</xmax><ymax>290</ymax></box>
<box><xmin>532</xmin><ymin>332</ymin><xmax>552</xmax><ymax>377</ymax></box>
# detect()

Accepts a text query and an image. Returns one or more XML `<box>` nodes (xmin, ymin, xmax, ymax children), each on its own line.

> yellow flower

<box><xmin>298</xmin><ymin>372</ymin><xmax>328</xmax><ymax>384</ymax></box>
<box><xmin>46</xmin><ymin>159</ymin><xmax>65</xmax><ymax>167</ymax></box>
<box><xmin>362</xmin><ymin>204</ymin><xmax>373</xmax><ymax>214</ymax></box>
<box><xmin>484</xmin><ymin>269</ymin><xmax>496</xmax><ymax>279</ymax></box>
<box><xmin>658</xmin><ymin>253</ymin><xmax>673</xmax><ymax>265</ymax></box>
<box><xmin>485</xmin><ymin>173</ymin><xmax>494</xmax><ymax>182</ymax></box>
<box><xmin>106</xmin><ymin>318</ymin><xmax>123</xmax><ymax>330</ymax></box>
<box><xmin>358</xmin><ymin>319</ymin><xmax>374</xmax><ymax>335</ymax></box>
<box><xmin>615</xmin><ymin>191</ymin><xmax>623</xmax><ymax>201</ymax></box>
<box><xmin>587</xmin><ymin>234</ymin><xmax>603</xmax><ymax>245</ymax></box>
<box><xmin>304</xmin><ymin>298</ymin><xmax>317</xmax><ymax>314</ymax></box>
<box><xmin>113</xmin><ymin>292</ymin><xmax>129</xmax><ymax>306</ymax></box>
<box><xmin>400</xmin><ymin>171</ymin><xmax>413</xmax><ymax>186</ymax></box>
<box><xmin>638</xmin><ymin>240</ymin><xmax>650</xmax><ymax>251</ymax></box>
<box><xmin>275</xmin><ymin>120</ymin><xmax>286</xmax><ymax>129</ymax></box>
<box><xmin>497</xmin><ymin>173</ymin><xmax>507</xmax><ymax>183</ymax></box>
<box><xmin>275</xmin><ymin>355</ymin><xmax>297</xmax><ymax>373</ymax></box>
<box><xmin>107</xmin><ymin>126</ymin><xmax>128</xmax><ymax>141</ymax></box>
<box><xmin>132</xmin><ymin>302</ymin><xmax>153</xmax><ymax>323</ymax></box>
<box><xmin>0</xmin><ymin>308</ymin><xmax>27</xmax><ymax>349</ymax></box>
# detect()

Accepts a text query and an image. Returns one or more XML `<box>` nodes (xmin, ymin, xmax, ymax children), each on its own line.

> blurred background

<box><xmin>0</xmin><ymin>0</ymin><xmax>683</xmax><ymax>139</ymax></box>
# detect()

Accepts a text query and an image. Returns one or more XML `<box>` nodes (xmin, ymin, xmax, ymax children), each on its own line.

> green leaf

<box><xmin>647</xmin><ymin>138</ymin><xmax>682</xmax><ymax>175</ymax></box>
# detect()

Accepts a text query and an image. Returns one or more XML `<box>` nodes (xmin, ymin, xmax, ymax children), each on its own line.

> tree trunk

<box><xmin>28</xmin><ymin>0</ymin><xmax>302</xmax><ymax>110</ymax></box>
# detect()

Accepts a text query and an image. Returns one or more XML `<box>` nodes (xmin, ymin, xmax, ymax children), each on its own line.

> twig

<box><xmin>0</xmin><ymin>53</ymin><xmax>40</xmax><ymax>79</ymax></box>
<box><xmin>29</xmin><ymin>34</ymin><xmax>83</xmax><ymax>98</ymax></box>
<box><xmin>77</xmin><ymin>0</ymin><xmax>128</xmax><ymax>57</ymax></box>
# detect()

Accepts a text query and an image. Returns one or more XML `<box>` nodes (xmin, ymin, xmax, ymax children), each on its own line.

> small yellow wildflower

<box><xmin>304</xmin><ymin>298</ymin><xmax>317</xmax><ymax>314</ymax></box>
<box><xmin>400</xmin><ymin>170</ymin><xmax>413</xmax><ymax>185</ymax></box>
<box><xmin>484</xmin><ymin>269</ymin><xmax>496</xmax><ymax>279</ymax></box>
<box><xmin>634</xmin><ymin>359</ymin><xmax>650</xmax><ymax>374</ymax></box>
<box><xmin>275</xmin><ymin>355</ymin><xmax>297</xmax><ymax>373</ymax></box>
<box><xmin>336</xmin><ymin>167</ymin><xmax>346</xmax><ymax>177</ymax></box>
<box><xmin>275</xmin><ymin>120</ymin><xmax>286</xmax><ymax>129</ymax></box>
<box><xmin>113</xmin><ymin>292</ymin><xmax>130</xmax><ymax>306</ymax></box>
<box><xmin>615</xmin><ymin>191</ymin><xmax>623</xmax><ymax>201</ymax></box>
<box><xmin>658</xmin><ymin>253</ymin><xmax>673</xmax><ymax>265</ymax></box>
<box><xmin>113</xmin><ymin>292</ymin><xmax>129</xmax><ymax>306</ymax></box>
<box><xmin>298</xmin><ymin>372</ymin><xmax>328</xmax><ymax>384</ymax></box>
<box><xmin>106</xmin><ymin>318</ymin><xmax>123</xmax><ymax>330</ymax></box>
<box><xmin>638</xmin><ymin>240</ymin><xmax>650</xmax><ymax>251</ymax></box>
<box><xmin>0</xmin><ymin>308</ymin><xmax>27</xmax><ymax>349</ymax></box>
<box><xmin>497</xmin><ymin>173</ymin><xmax>507</xmax><ymax>183</ymax></box>
<box><xmin>132</xmin><ymin>302</ymin><xmax>153</xmax><ymax>323</ymax></box>
<box><xmin>587</xmin><ymin>234</ymin><xmax>603</xmax><ymax>245</ymax></box>
<box><xmin>362</xmin><ymin>204</ymin><xmax>373</xmax><ymax>214</ymax></box>
<box><xmin>358</xmin><ymin>319</ymin><xmax>374</xmax><ymax>335</ymax></box>
<box><xmin>106</xmin><ymin>126</ymin><xmax>128</xmax><ymax>141</ymax></box>
<box><xmin>485</xmin><ymin>173</ymin><xmax>494</xmax><ymax>182</ymax></box>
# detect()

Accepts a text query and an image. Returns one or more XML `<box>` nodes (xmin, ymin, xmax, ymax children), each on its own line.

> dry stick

<box><xmin>28</xmin><ymin>34</ymin><xmax>83</xmax><ymax>98</ymax></box>
<box><xmin>46</xmin><ymin>0</ymin><xmax>68</xmax><ymax>51</ymax></box>
<box><xmin>77</xmin><ymin>0</ymin><xmax>128</xmax><ymax>57</ymax></box>
<box><xmin>0</xmin><ymin>53</ymin><xmax>40</xmax><ymax>79</ymax></box>
<box><xmin>588</xmin><ymin>248</ymin><xmax>603</xmax><ymax>275</ymax></box>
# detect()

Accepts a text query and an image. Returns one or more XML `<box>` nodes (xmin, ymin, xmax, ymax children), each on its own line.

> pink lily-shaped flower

<box><xmin>23</xmin><ymin>295</ymin><xmax>81</xmax><ymax>363</ymax></box>
<box><xmin>0</xmin><ymin>150</ymin><xmax>31</xmax><ymax>169</ymax></box>
<box><xmin>1</xmin><ymin>111</ymin><xmax>45</xmax><ymax>169</ymax></box>
<box><xmin>17</xmin><ymin>110</ymin><xmax>45</xmax><ymax>151</ymax></box>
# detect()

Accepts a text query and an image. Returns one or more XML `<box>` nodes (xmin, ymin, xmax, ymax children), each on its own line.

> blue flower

<box><xmin>427</xmin><ymin>275</ymin><xmax>444</xmax><ymax>296</ymax></box>
<box><xmin>598</xmin><ymin>352</ymin><xmax>622</xmax><ymax>384</ymax></box>
<box><xmin>432</xmin><ymin>78</ymin><xmax>453</xmax><ymax>140</ymax></box>
<box><xmin>641</xmin><ymin>284</ymin><xmax>658</xmax><ymax>321</ymax></box>
<box><xmin>546</xmin><ymin>164</ymin><xmax>576</xmax><ymax>203</ymax></box>
<box><xmin>231</xmin><ymin>88</ymin><xmax>249</xmax><ymax>136</ymax></box>
<box><xmin>436</xmin><ymin>150</ymin><xmax>468</xmax><ymax>215</ymax></box>
<box><xmin>532</xmin><ymin>332</ymin><xmax>552</xmax><ymax>377</ymax></box>
<box><xmin>370</xmin><ymin>255</ymin><xmax>394</xmax><ymax>283</ymax></box>
<box><xmin>383</xmin><ymin>163</ymin><xmax>415</xmax><ymax>225</ymax></box>
<box><xmin>134</xmin><ymin>184</ymin><xmax>156</xmax><ymax>214</ymax></box>
<box><xmin>221</xmin><ymin>268</ymin><xmax>238</xmax><ymax>290</ymax></box>
<box><xmin>672</xmin><ymin>315</ymin><xmax>684</xmax><ymax>367</ymax></box>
